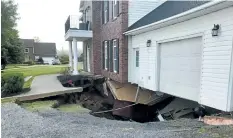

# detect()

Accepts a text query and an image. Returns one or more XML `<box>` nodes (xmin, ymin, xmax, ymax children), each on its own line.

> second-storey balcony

<box><xmin>64</xmin><ymin>15</ymin><xmax>92</xmax><ymax>41</ymax></box>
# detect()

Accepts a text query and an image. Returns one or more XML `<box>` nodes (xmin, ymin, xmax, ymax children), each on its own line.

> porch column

<box><xmin>72</xmin><ymin>38</ymin><xmax>79</xmax><ymax>75</ymax></box>
<box><xmin>68</xmin><ymin>41</ymin><xmax>73</xmax><ymax>71</ymax></box>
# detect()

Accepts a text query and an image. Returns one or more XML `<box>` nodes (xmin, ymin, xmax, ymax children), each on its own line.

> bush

<box><xmin>59</xmin><ymin>55</ymin><xmax>69</xmax><ymax>64</ymax></box>
<box><xmin>37</xmin><ymin>57</ymin><xmax>44</xmax><ymax>64</ymax></box>
<box><xmin>61</xmin><ymin>61</ymin><xmax>69</xmax><ymax>64</ymax></box>
<box><xmin>23</xmin><ymin>60</ymin><xmax>35</xmax><ymax>65</ymax></box>
<box><xmin>1</xmin><ymin>73</ymin><xmax>24</xmax><ymax>97</ymax></box>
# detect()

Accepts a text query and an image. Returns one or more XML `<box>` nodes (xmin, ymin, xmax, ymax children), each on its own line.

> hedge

<box><xmin>1</xmin><ymin>73</ymin><xmax>24</xmax><ymax>97</ymax></box>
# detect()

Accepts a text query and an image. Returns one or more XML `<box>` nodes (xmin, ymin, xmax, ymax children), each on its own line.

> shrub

<box><xmin>37</xmin><ymin>57</ymin><xmax>44</xmax><ymax>64</ymax></box>
<box><xmin>23</xmin><ymin>60</ymin><xmax>35</xmax><ymax>65</ymax></box>
<box><xmin>1</xmin><ymin>73</ymin><xmax>24</xmax><ymax>97</ymax></box>
<box><xmin>59</xmin><ymin>55</ymin><xmax>69</xmax><ymax>64</ymax></box>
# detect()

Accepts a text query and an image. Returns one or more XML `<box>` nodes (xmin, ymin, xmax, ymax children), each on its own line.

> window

<box><xmin>113</xmin><ymin>39</ymin><xmax>118</xmax><ymax>73</ymax></box>
<box><xmin>104</xmin><ymin>41</ymin><xmax>108</xmax><ymax>69</ymax></box>
<box><xmin>35</xmin><ymin>56</ymin><xmax>39</xmax><ymax>60</ymax></box>
<box><xmin>103</xmin><ymin>1</ymin><xmax>109</xmax><ymax>24</ymax></box>
<box><xmin>24</xmin><ymin>48</ymin><xmax>29</xmax><ymax>53</ymax></box>
<box><xmin>136</xmin><ymin>50</ymin><xmax>139</xmax><ymax>67</ymax></box>
<box><xmin>112</xmin><ymin>0</ymin><xmax>119</xmax><ymax>19</ymax></box>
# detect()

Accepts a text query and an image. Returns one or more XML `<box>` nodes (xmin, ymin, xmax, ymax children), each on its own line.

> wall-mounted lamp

<box><xmin>147</xmin><ymin>40</ymin><xmax>151</xmax><ymax>47</ymax></box>
<box><xmin>212</xmin><ymin>24</ymin><xmax>220</xmax><ymax>36</ymax></box>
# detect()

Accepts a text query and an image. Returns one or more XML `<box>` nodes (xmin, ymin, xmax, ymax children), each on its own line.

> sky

<box><xmin>15</xmin><ymin>0</ymin><xmax>82</xmax><ymax>51</ymax></box>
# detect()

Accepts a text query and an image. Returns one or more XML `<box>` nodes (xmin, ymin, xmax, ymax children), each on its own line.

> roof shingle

<box><xmin>128</xmin><ymin>1</ymin><xmax>209</xmax><ymax>31</ymax></box>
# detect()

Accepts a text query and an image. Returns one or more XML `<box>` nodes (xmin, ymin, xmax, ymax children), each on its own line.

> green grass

<box><xmin>3</xmin><ymin>65</ymin><xmax>67</xmax><ymax>77</ymax></box>
<box><xmin>20</xmin><ymin>100</ymin><xmax>57</xmax><ymax>111</ymax></box>
<box><xmin>1</xmin><ymin>63</ymin><xmax>83</xmax><ymax>95</ymax></box>
<box><xmin>3</xmin><ymin>63</ymin><xmax>83</xmax><ymax>77</ymax></box>
<box><xmin>1</xmin><ymin>97</ymin><xmax>18</xmax><ymax>103</ymax></box>
<box><xmin>57</xmin><ymin>104</ymin><xmax>89</xmax><ymax>112</ymax></box>
<box><xmin>23</xmin><ymin>76</ymin><xmax>35</xmax><ymax>89</ymax></box>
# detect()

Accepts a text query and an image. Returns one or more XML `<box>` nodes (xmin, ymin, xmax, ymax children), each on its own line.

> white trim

<box><xmin>24</xmin><ymin>48</ymin><xmax>29</xmax><ymax>53</ymax></box>
<box><xmin>125</xmin><ymin>1</ymin><xmax>231</xmax><ymax>35</ymax></box>
<box><xmin>104</xmin><ymin>9</ymin><xmax>108</xmax><ymax>24</ymax></box>
<box><xmin>227</xmin><ymin>35</ymin><xmax>233</xmax><ymax>111</ymax></box>
<box><xmin>113</xmin><ymin>39</ymin><xmax>117</xmax><ymax>73</ymax></box>
<box><xmin>157</xmin><ymin>32</ymin><xmax>204</xmax><ymax>44</ymax></box>
<box><xmin>112</xmin><ymin>0</ymin><xmax>117</xmax><ymax>19</ymax></box>
<box><xmin>155</xmin><ymin>42</ymin><xmax>160</xmax><ymax>91</ymax></box>
<box><xmin>104</xmin><ymin>41</ymin><xmax>108</xmax><ymax>70</ymax></box>
<box><xmin>65</xmin><ymin>29</ymin><xmax>92</xmax><ymax>41</ymax></box>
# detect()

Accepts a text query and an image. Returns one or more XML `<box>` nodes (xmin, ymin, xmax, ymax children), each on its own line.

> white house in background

<box><xmin>125</xmin><ymin>1</ymin><xmax>233</xmax><ymax>112</ymax></box>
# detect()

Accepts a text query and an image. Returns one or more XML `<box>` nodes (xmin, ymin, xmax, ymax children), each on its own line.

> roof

<box><xmin>128</xmin><ymin>1</ymin><xmax>210</xmax><ymax>31</ymax></box>
<box><xmin>20</xmin><ymin>39</ymin><xmax>34</xmax><ymax>48</ymax></box>
<box><xmin>34</xmin><ymin>42</ymin><xmax>57</xmax><ymax>57</ymax></box>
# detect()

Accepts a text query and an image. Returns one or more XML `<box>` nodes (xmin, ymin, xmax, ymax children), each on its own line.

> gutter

<box><xmin>124</xmin><ymin>0</ymin><xmax>226</xmax><ymax>35</ymax></box>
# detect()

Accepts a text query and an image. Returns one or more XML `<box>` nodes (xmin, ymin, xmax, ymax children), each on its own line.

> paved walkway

<box><xmin>13</xmin><ymin>74</ymin><xmax>83</xmax><ymax>101</ymax></box>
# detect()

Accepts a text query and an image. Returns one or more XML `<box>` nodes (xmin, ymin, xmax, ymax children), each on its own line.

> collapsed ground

<box><xmin>2</xmin><ymin>102</ymin><xmax>233</xmax><ymax>138</ymax></box>
<box><xmin>2</xmin><ymin>81</ymin><xmax>233</xmax><ymax>137</ymax></box>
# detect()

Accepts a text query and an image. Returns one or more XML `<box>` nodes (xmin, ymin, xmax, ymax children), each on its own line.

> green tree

<box><xmin>1</xmin><ymin>0</ymin><xmax>24</xmax><ymax>63</ymax></box>
<box><xmin>59</xmin><ymin>54</ymin><xmax>69</xmax><ymax>64</ymax></box>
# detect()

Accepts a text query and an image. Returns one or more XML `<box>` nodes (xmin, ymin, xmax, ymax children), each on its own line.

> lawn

<box><xmin>2</xmin><ymin>63</ymin><xmax>83</xmax><ymax>90</ymax></box>
<box><xmin>4</xmin><ymin>65</ymin><xmax>67</xmax><ymax>77</ymax></box>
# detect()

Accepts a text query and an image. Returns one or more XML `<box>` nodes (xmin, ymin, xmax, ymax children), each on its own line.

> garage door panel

<box><xmin>159</xmin><ymin>37</ymin><xmax>202</xmax><ymax>102</ymax></box>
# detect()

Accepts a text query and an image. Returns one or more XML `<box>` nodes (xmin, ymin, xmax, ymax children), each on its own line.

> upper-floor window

<box><xmin>112</xmin><ymin>0</ymin><xmax>119</xmax><ymax>19</ymax></box>
<box><xmin>104</xmin><ymin>41</ymin><xmax>108</xmax><ymax>69</ymax></box>
<box><xmin>113</xmin><ymin>39</ymin><xmax>119</xmax><ymax>73</ymax></box>
<box><xmin>103</xmin><ymin>1</ymin><xmax>109</xmax><ymax>24</ymax></box>
<box><xmin>24</xmin><ymin>48</ymin><xmax>29</xmax><ymax>53</ymax></box>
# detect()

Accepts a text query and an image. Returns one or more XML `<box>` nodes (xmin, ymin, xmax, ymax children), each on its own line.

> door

<box><xmin>133</xmin><ymin>48</ymin><xmax>140</xmax><ymax>84</ymax></box>
<box><xmin>159</xmin><ymin>37</ymin><xmax>202</xmax><ymax>101</ymax></box>
<box><xmin>87</xmin><ymin>44</ymin><xmax>90</xmax><ymax>72</ymax></box>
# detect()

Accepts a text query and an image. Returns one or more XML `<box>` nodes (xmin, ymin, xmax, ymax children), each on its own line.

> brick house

<box><xmin>92</xmin><ymin>0</ymin><xmax>128</xmax><ymax>83</ymax></box>
<box><xmin>65</xmin><ymin>0</ymin><xmax>160</xmax><ymax>82</ymax></box>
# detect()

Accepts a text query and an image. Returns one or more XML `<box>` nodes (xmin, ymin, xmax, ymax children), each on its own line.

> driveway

<box><xmin>2</xmin><ymin>103</ymin><xmax>233</xmax><ymax>138</ymax></box>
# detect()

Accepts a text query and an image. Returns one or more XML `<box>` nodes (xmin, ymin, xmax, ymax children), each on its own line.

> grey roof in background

<box><xmin>20</xmin><ymin>39</ymin><xmax>34</xmax><ymax>48</ymax></box>
<box><xmin>128</xmin><ymin>1</ymin><xmax>210</xmax><ymax>31</ymax></box>
<box><xmin>34</xmin><ymin>42</ymin><xmax>57</xmax><ymax>57</ymax></box>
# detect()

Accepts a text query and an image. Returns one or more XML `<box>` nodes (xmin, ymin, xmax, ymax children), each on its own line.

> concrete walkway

<box><xmin>11</xmin><ymin>74</ymin><xmax>83</xmax><ymax>101</ymax></box>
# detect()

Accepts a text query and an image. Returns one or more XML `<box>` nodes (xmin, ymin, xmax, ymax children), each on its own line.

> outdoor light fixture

<box><xmin>147</xmin><ymin>40</ymin><xmax>151</xmax><ymax>47</ymax></box>
<box><xmin>212</xmin><ymin>24</ymin><xmax>220</xmax><ymax>36</ymax></box>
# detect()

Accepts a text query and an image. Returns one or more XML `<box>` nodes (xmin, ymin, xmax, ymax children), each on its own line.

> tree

<box><xmin>59</xmin><ymin>54</ymin><xmax>69</xmax><ymax>64</ymax></box>
<box><xmin>78</xmin><ymin>53</ymin><xmax>83</xmax><ymax>62</ymax></box>
<box><xmin>1</xmin><ymin>0</ymin><xmax>24</xmax><ymax>63</ymax></box>
<box><xmin>37</xmin><ymin>57</ymin><xmax>44</xmax><ymax>64</ymax></box>
<box><xmin>33</xmin><ymin>36</ymin><xmax>40</xmax><ymax>42</ymax></box>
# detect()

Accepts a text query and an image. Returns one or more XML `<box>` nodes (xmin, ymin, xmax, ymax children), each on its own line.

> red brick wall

<box><xmin>92</xmin><ymin>1</ymin><xmax>128</xmax><ymax>83</ymax></box>
<box><xmin>91</xmin><ymin>1</ymin><xmax>102</xmax><ymax>75</ymax></box>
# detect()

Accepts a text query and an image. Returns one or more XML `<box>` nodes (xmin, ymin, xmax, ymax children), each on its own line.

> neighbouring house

<box><xmin>20</xmin><ymin>39</ymin><xmax>57</xmax><ymax>64</ymax></box>
<box><xmin>125</xmin><ymin>1</ymin><xmax>233</xmax><ymax>112</ymax></box>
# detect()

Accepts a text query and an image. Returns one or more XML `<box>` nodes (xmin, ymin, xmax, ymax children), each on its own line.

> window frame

<box><xmin>113</xmin><ymin>39</ymin><xmax>117</xmax><ymax>73</ymax></box>
<box><xmin>103</xmin><ymin>1</ymin><xmax>109</xmax><ymax>24</ymax></box>
<box><xmin>24</xmin><ymin>48</ymin><xmax>29</xmax><ymax>53</ymax></box>
<box><xmin>112</xmin><ymin>0</ymin><xmax>117</xmax><ymax>19</ymax></box>
<box><xmin>104</xmin><ymin>41</ymin><xmax>108</xmax><ymax>70</ymax></box>
<box><xmin>136</xmin><ymin>50</ymin><xmax>139</xmax><ymax>67</ymax></box>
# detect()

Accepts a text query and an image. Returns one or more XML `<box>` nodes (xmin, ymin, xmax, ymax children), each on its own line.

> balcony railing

<box><xmin>65</xmin><ymin>15</ymin><xmax>91</xmax><ymax>34</ymax></box>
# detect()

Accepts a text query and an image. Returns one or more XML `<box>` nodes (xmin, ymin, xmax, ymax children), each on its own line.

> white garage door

<box><xmin>159</xmin><ymin>37</ymin><xmax>202</xmax><ymax>101</ymax></box>
<box><xmin>42</xmin><ymin>57</ymin><xmax>55</xmax><ymax>65</ymax></box>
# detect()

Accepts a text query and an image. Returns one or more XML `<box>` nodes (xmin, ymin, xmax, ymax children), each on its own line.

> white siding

<box><xmin>128</xmin><ymin>7</ymin><xmax>233</xmax><ymax>111</ymax></box>
<box><xmin>128</xmin><ymin>0</ymin><xmax>164</xmax><ymax>26</ymax></box>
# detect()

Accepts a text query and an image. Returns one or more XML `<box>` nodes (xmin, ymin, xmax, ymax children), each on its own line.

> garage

<box><xmin>159</xmin><ymin>37</ymin><xmax>202</xmax><ymax>101</ymax></box>
<box><xmin>42</xmin><ymin>57</ymin><xmax>55</xmax><ymax>65</ymax></box>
